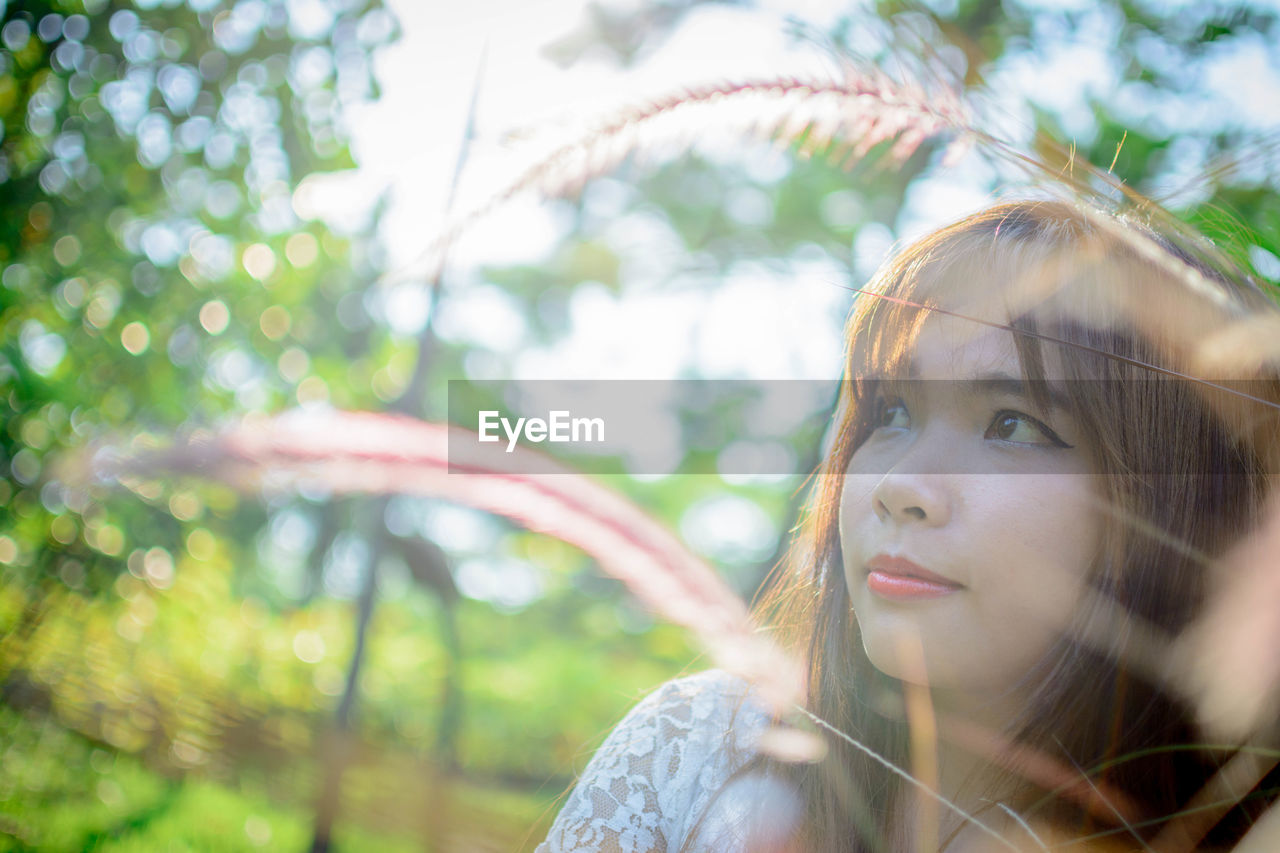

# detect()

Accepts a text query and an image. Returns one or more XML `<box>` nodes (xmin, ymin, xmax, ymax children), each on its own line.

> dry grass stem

<box><xmin>1150</xmin><ymin>746</ymin><xmax>1279</xmax><ymax>853</ymax></box>
<box><xmin>1230</xmin><ymin>793</ymin><xmax>1280</xmax><ymax>853</ymax></box>
<box><xmin>897</xmin><ymin>632</ymin><xmax>941</xmax><ymax>853</ymax></box>
<box><xmin>393</xmin><ymin>66</ymin><xmax>974</xmax><ymax>285</ymax></box>
<box><xmin>1171</xmin><ymin>495</ymin><xmax>1280</xmax><ymax>742</ymax></box>
<box><xmin>95</xmin><ymin>410</ymin><xmax>807</xmax><ymax>717</ymax></box>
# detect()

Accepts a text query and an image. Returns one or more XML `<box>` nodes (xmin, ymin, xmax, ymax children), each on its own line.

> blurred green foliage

<box><xmin>1</xmin><ymin>0</ymin><xmax>1279</xmax><ymax>850</ymax></box>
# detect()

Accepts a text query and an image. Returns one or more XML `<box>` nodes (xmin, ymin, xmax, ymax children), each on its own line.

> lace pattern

<box><xmin>535</xmin><ymin>670</ymin><xmax>778</xmax><ymax>853</ymax></box>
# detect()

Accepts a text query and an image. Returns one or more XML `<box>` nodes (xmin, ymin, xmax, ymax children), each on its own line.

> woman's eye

<box><xmin>874</xmin><ymin>398</ymin><xmax>910</xmax><ymax>430</ymax></box>
<box><xmin>986</xmin><ymin>411</ymin><xmax>1072</xmax><ymax>448</ymax></box>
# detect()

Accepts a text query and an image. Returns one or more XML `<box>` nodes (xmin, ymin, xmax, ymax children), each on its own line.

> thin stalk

<box><xmin>795</xmin><ymin>705</ymin><xmax>1024</xmax><ymax>853</ymax></box>
<box><xmin>307</xmin><ymin>535</ymin><xmax>379</xmax><ymax>853</ymax></box>
<box><xmin>305</xmin><ymin>47</ymin><xmax>486</xmax><ymax>853</ymax></box>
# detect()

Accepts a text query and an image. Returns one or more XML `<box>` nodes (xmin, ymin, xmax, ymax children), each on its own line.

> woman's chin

<box><xmin>860</xmin><ymin>631</ymin><xmax>1041</xmax><ymax>704</ymax></box>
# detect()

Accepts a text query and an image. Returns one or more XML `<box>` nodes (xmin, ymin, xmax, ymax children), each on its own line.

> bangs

<box><xmin>843</xmin><ymin>215</ymin><xmax>1123</xmax><ymax>423</ymax></box>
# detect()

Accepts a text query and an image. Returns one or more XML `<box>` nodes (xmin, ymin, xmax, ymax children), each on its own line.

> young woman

<box><xmin>535</xmin><ymin>199</ymin><xmax>1280</xmax><ymax>852</ymax></box>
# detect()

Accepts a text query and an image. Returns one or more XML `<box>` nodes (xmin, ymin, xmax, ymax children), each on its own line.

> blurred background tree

<box><xmin>1</xmin><ymin>0</ymin><xmax>1278</xmax><ymax>851</ymax></box>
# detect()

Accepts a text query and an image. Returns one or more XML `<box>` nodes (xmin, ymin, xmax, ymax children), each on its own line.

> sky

<box><xmin>300</xmin><ymin>0</ymin><xmax>879</xmax><ymax>381</ymax></box>
<box><xmin>330</xmin><ymin>0</ymin><xmax>859</xmax><ymax>266</ymax></box>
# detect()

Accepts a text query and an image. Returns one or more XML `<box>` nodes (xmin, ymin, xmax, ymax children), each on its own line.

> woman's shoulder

<box><xmin>535</xmin><ymin>669</ymin><xmax>774</xmax><ymax>853</ymax></box>
<box><xmin>639</xmin><ymin>668</ymin><xmax>772</xmax><ymax>736</ymax></box>
<box><xmin>584</xmin><ymin>668</ymin><xmax>772</xmax><ymax>797</ymax></box>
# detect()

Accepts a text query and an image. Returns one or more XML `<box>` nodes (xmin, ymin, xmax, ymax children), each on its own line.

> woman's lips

<box><xmin>865</xmin><ymin>554</ymin><xmax>962</xmax><ymax>600</ymax></box>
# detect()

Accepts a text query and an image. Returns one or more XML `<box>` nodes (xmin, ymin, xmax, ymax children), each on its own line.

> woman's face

<box><xmin>840</xmin><ymin>312</ymin><xmax>1103</xmax><ymax>701</ymax></box>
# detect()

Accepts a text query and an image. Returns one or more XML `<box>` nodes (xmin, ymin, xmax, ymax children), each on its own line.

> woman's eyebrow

<box><xmin>900</xmin><ymin>362</ymin><xmax>1072</xmax><ymax>412</ymax></box>
<box><xmin>967</xmin><ymin>372</ymin><xmax>1072</xmax><ymax>413</ymax></box>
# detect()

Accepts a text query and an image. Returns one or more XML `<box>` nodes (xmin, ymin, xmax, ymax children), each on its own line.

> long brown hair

<box><xmin>738</xmin><ymin>199</ymin><xmax>1280</xmax><ymax>851</ymax></box>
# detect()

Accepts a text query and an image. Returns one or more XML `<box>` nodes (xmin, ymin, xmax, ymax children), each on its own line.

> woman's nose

<box><xmin>870</xmin><ymin>469</ymin><xmax>952</xmax><ymax>528</ymax></box>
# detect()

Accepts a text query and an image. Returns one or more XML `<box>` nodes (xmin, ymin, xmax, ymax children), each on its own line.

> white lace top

<box><xmin>535</xmin><ymin>669</ymin><xmax>798</xmax><ymax>853</ymax></box>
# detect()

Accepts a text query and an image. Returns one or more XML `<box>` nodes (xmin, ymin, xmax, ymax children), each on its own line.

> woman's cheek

<box><xmin>973</xmin><ymin>482</ymin><xmax>1099</xmax><ymax>637</ymax></box>
<box><xmin>840</xmin><ymin>473</ymin><xmax>880</xmax><ymax>510</ymax></box>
